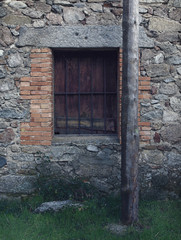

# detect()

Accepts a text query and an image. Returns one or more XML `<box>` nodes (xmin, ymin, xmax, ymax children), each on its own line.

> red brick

<box><xmin>21</xmin><ymin>131</ymin><xmax>40</xmax><ymax>136</ymax></box>
<box><xmin>41</xmin><ymin>103</ymin><xmax>52</xmax><ymax>109</ymax></box>
<box><xmin>140</xmin><ymin>131</ymin><xmax>151</xmax><ymax>136</ymax></box>
<box><xmin>30</xmin><ymin>53</ymin><xmax>52</xmax><ymax>58</ymax></box>
<box><xmin>28</xmin><ymin>77</ymin><xmax>52</xmax><ymax>82</ymax></box>
<box><xmin>29</xmin><ymin>136</ymin><xmax>52</xmax><ymax>141</ymax></box>
<box><xmin>138</xmin><ymin>122</ymin><xmax>151</xmax><ymax>126</ymax></box>
<box><xmin>41</xmin><ymin>122</ymin><xmax>53</xmax><ymax>127</ymax></box>
<box><xmin>139</xmin><ymin>76</ymin><xmax>150</xmax><ymax>81</ymax></box>
<box><xmin>40</xmin><ymin>86</ymin><xmax>52</xmax><ymax>91</ymax></box>
<box><xmin>20</xmin><ymin>82</ymin><xmax>30</xmax><ymax>87</ymax></box>
<box><xmin>139</xmin><ymin>86</ymin><xmax>151</xmax><ymax>90</ymax></box>
<box><xmin>140</xmin><ymin>81</ymin><xmax>150</xmax><ymax>86</ymax></box>
<box><xmin>41</xmin><ymin>113</ymin><xmax>52</xmax><ymax>118</ymax></box>
<box><xmin>31</xmin><ymin>63</ymin><xmax>52</xmax><ymax>68</ymax></box>
<box><xmin>29</xmin><ymin>122</ymin><xmax>41</xmax><ymax>127</ymax></box>
<box><xmin>21</xmin><ymin>86</ymin><xmax>40</xmax><ymax>91</ymax></box>
<box><xmin>41</xmin><ymin>48</ymin><xmax>52</xmax><ymax>53</ymax></box>
<box><xmin>21</xmin><ymin>91</ymin><xmax>30</xmax><ymax>95</ymax></box>
<box><xmin>31</xmin><ymin>58</ymin><xmax>52</xmax><ymax>64</ymax></box>
<box><xmin>31</xmin><ymin>91</ymin><xmax>50</xmax><ymax>95</ymax></box>
<box><xmin>30</xmin><ymin>81</ymin><xmax>52</xmax><ymax>86</ymax></box>
<box><xmin>31</xmin><ymin>117</ymin><xmax>52</xmax><ymax>122</ymax></box>
<box><xmin>30</xmin><ymin>72</ymin><xmax>52</xmax><ymax>77</ymax></box>
<box><xmin>31</xmin><ymin>67</ymin><xmax>52</xmax><ymax>73</ymax></box>
<box><xmin>140</xmin><ymin>135</ymin><xmax>151</xmax><ymax>140</ymax></box>
<box><xmin>30</xmin><ymin>109</ymin><xmax>41</xmax><ymax>114</ymax></box>
<box><xmin>21</xmin><ymin>136</ymin><xmax>31</xmax><ymax>140</ymax></box>
<box><xmin>40</xmin><ymin>109</ymin><xmax>53</xmax><ymax>113</ymax></box>
<box><xmin>31</xmin><ymin>104</ymin><xmax>40</xmax><ymax>109</ymax></box>
<box><xmin>21</xmin><ymin>131</ymin><xmax>52</xmax><ymax>137</ymax></box>
<box><xmin>141</xmin><ymin>127</ymin><xmax>151</xmax><ymax>131</ymax></box>
<box><xmin>138</xmin><ymin>94</ymin><xmax>151</xmax><ymax>99</ymax></box>
<box><xmin>40</xmin><ymin>95</ymin><xmax>52</xmax><ymax>100</ymax></box>
<box><xmin>31</xmin><ymin>99</ymin><xmax>51</xmax><ymax>104</ymax></box>
<box><xmin>20</xmin><ymin>123</ymin><xmax>30</xmax><ymax>128</ymax></box>
<box><xmin>27</xmin><ymin>127</ymin><xmax>52</xmax><ymax>132</ymax></box>
<box><xmin>21</xmin><ymin>95</ymin><xmax>43</xmax><ymax>100</ymax></box>
<box><xmin>21</xmin><ymin>77</ymin><xmax>32</xmax><ymax>81</ymax></box>
<box><xmin>31</xmin><ymin>113</ymin><xmax>41</xmax><ymax>118</ymax></box>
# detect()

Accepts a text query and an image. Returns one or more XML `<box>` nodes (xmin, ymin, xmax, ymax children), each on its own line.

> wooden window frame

<box><xmin>54</xmin><ymin>49</ymin><xmax>118</xmax><ymax>135</ymax></box>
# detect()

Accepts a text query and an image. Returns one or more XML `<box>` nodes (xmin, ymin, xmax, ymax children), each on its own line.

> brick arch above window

<box><xmin>20</xmin><ymin>48</ymin><xmax>151</xmax><ymax>146</ymax></box>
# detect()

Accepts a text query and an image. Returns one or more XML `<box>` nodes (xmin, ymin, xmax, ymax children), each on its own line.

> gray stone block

<box><xmin>140</xmin><ymin>0</ymin><xmax>168</xmax><ymax>2</ymax></box>
<box><xmin>163</xmin><ymin>110</ymin><xmax>179</xmax><ymax>122</ymax></box>
<box><xmin>22</xmin><ymin>8</ymin><xmax>44</xmax><ymax>19</ymax></box>
<box><xmin>63</xmin><ymin>8</ymin><xmax>85</xmax><ymax>24</ymax></box>
<box><xmin>173</xmin><ymin>0</ymin><xmax>181</xmax><ymax>8</ymax></box>
<box><xmin>159</xmin><ymin>83</ymin><xmax>178</xmax><ymax>95</ymax></box>
<box><xmin>0</xmin><ymin>128</ymin><xmax>15</xmax><ymax>144</ymax></box>
<box><xmin>9</xmin><ymin>1</ymin><xmax>27</xmax><ymax>9</ymax></box>
<box><xmin>170</xmin><ymin>97</ymin><xmax>181</xmax><ymax>112</ymax></box>
<box><xmin>0</xmin><ymin>26</ymin><xmax>14</xmax><ymax>46</ymax></box>
<box><xmin>141</xmin><ymin>150</ymin><xmax>164</xmax><ymax>165</ymax></box>
<box><xmin>167</xmin><ymin>152</ymin><xmax>181</xmax><ymax>166</ymax></box>
<box><xmin>0</xmin><ymin>109</ymin><xmax>29</xmax><ymax>119</ymax></box>
<box><xmin>3</xmin><ymin>15</ymin><xmax>31</xmax><ymax>25</ymax></box>
<box><xmin>141</xmin><ymin>110</ymin><xmax>163</xmax><ymax>121</ymax></box>
<box><xmin>7</xmin><ymin>52</ymin><xmax>23</xmax><ymax>68</ymax></box>
<box><xmin>146</xmin><ymin>64</ymin><xmax>170</xmax><ymax>77</ymax></box>
<box><xmin>0</xmin><ymin>7</ymin><xmax>7</xmax><ymax>18</ymax></box>
<box><xmin>16</xmin><ymin>25</ymin><xmax>154</xmax><ymax>48</ymax></box>
<box><xmin>51</xmin><ymin>5</ymin><xmax>63</xmax><ymax>14</ymax></box>
<box><xmin>86</xmin><ymin>145</ymin><xmax>99</xmax><ymax>152</ymax></box>
<box><xmin>149</xmin><ymin>17</ymin><xmax>181</xmax><ymax>32</ymax></box>
<box><xmin>12</xmin><ymin>153</ymin><xmax>34</xmax><ymax>162</ymax></box>
<box><xmin>161</xmin><ymin>124</ymin><xmax>181</xmax><ymax>144</ymax></box>
<box><xmin>51</xmin><ymin>146</ymin><xmax>83</xmax><ymax>159</ymax></box>
<box><xmin>0</xmin><ymin>67</ymin><xmax>6</xmax><ymax>79</ymax></box>
<box><xmin>0</xmin><ymin>175</ymin><xmax>36</xmax><ymax>194</ymax></box>
<box><xmin>166</xmin><ymin>55</ymin><xmax>181</xmax><ymax>65</ymax></box>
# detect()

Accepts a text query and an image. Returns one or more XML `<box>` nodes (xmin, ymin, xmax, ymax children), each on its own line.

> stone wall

<box><xmin>0</xmin><ymin>0</ymin><xmax>181</xmax><ymax>199</ymax></box>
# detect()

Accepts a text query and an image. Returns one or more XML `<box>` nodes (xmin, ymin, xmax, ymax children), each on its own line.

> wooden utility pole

<box><xmin>121</xmin><ymin>0</ymin><xmax>139</xmax><ymax>225</ymax></box>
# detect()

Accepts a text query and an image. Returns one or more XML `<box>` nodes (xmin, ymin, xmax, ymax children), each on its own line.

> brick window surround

<box><xmin>20</xmin><ymin>48</ymin><xmax>151</xmax><ymax>146</ymax></box>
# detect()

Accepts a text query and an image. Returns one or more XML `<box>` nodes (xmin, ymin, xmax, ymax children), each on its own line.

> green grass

<box><xmin>0</xmin><ymin>196</ymin><xmax>180</xmax><ymax>240</ymax></box>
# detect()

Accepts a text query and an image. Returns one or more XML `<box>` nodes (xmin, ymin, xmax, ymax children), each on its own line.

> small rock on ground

<box><xmin>105</xmin><ymin>223</ymin><xmax>128</xmax><ymax>236</ymax></box>
<box><xmin>34</xmin><ymin>200</ymin><xmax>83</xmax><ymax>213</ymax></box>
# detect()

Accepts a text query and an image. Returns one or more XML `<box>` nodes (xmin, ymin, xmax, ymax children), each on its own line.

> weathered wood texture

<box><xmin>54</xmin><ymin>51</ymin><xmax>117</xmax><ymax>135</ymax></box>
<box><xmin>121</xmin><ymin>0</ymin><xmax>139</xmax><ymax>224</ymax></box>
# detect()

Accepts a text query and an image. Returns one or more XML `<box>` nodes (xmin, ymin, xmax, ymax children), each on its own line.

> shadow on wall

<box><xmin>0</xmin><ymin>156</ymin><xmax>6</xmax><ymax>168</ymax></box>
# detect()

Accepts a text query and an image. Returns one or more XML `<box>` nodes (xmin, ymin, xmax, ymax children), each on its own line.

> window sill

<box><xmin>52</xmin><ymin>135</ymin><xmax>119</xmax><ymax>145</ymax></box>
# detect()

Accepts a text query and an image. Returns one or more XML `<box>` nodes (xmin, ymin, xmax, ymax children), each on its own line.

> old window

<box><xmin>54</xmin><ymin>50</ymin><xmax>117</xmax><ymax>135</ymax></box>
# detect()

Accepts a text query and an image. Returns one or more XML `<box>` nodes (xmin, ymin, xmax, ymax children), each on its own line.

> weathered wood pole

<box><xmin>121</xmin><ymin>0</ymin><xmax>139</xmax><ymax>225</ymax></box>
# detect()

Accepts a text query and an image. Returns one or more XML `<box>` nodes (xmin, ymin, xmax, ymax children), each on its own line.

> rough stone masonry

<box><xmin>0</xmin><ymin>0</ymin><xmax>181</xmax><ymax>199</ymax></box>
